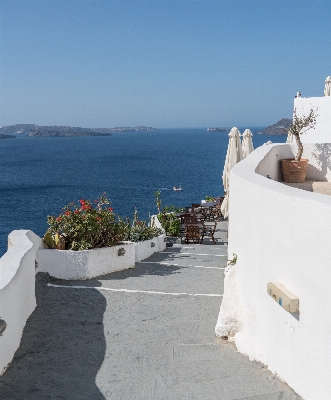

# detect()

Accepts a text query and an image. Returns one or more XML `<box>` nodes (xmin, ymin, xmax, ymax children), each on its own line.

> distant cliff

<box><xmin>257</xmin><ymin>118</ymin><xmax>292</xmax><ymax>135</ymax></box>
<box><xmin>0</xmin><ymin>124</ymin><xmax>158</xmax><ymax>137</ymax></box>
<box><xmin>27</xmin><ymin>130</ymin><xmax>111</xmax><ymax>137</ymax></box>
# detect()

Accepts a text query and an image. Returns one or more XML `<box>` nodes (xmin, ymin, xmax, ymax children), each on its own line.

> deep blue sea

<box><xmin>0</xmin><ymin>128</ymin><xmax>286</xmax><ymax>256</ymax></box>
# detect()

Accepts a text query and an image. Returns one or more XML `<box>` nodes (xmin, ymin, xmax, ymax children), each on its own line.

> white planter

<box><xmin>134</xmin><ymin>239</ymin><xmax>156</xmax><ymax>262</ymax></box>
<box><xmin>155</xmin><ymin>233</ymin><xmax>167</xmax><ymax>252</ymax></box>
<box><xmin>37</xmin><ymin>242</ymin><xmax>135</xmax><ymax>280</ymax></box>
<box><xmin>134</xmin><ymin>234</ymin><xmax>166</xmax><ymax>262</ymax></box>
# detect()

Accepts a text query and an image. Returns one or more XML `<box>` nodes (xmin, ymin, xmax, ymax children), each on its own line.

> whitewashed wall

<box><xmin>294</xmin><ymin>96</ymin><xmax>331</xmax><ymax>143</ymax></box>
<box><xmin>0</xmin><ymin>230</ymin><xmax>43</xmax><ymax>375</ymax></box>
<box><xmin>216</xmin><ymin>143</ymin><xmax>331</xmax><ymax>400</ymax></box>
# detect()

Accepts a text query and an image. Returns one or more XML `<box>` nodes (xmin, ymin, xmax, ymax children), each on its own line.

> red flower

<box><xmin>108</xmin><ymin>207</ymin><xmax>113</xmax><ymax>211</ymax></box>
<box><xmin>74</xmin><ymin>209</ymin><xmax>79</xmax><ymax>214</ymax></box>
<box><xmin>65</xmin><ymin>211</ymin><xmax>70</xmax><ymax>216</ymax></box>
<box><xmin>79</xmin><ymin>199</ymin><xmax>85</xmax><ymax>205</ymax></box>
<box><xmin>56</xmin><ymin>216</ymin><xmax>61</xmax><ymax>221</ymax></box>
<box><xmin>97</xmin><ymin>217</ymin><xmax>101</xmax><ymax>221</ymax></box>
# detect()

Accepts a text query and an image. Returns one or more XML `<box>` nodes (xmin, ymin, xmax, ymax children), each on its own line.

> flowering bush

<box><xmin>44</xmin><ymin>195</ymin><xmax>127</xmax><ymax>251</ymax></box>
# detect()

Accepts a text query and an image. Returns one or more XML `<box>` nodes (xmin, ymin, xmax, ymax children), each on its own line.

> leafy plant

<box><xmin>44</xmin><ymin>194</ymin><xmax>126</xmax><ymax>251</ymax></box>
<box><xmin>285</xmin><ymin>107</ymin><xmax>319</xmax><ymax>161</ymax></box>
<box><xmin>158</xmin><ymin>211</ymin><xmax>181</xmax><ymax>237</ymax></box>
<box><xmin>205</xmin><ymin>196</ymin><xmax>215</xmax><ymax>202</ymax></box>
<box><xmin>154</xmin><ymin>190</ymin><xmax>162</xmax><ymax>214</ymax></box>
<box><xmin>123</xmin><ymin>219</ymin><xmax>163</xmax><ymax>242</ymax></box>
<box><xmin>162</xmin><ymin>205</ymin><xmax>185</xmax><ymax>213</ymax></box>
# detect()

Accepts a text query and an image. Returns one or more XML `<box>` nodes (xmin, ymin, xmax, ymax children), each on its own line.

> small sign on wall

<box><xmin>267</xmin><ymin>282</ymin><xmax>299</xmax><ymax>313</ymax></box>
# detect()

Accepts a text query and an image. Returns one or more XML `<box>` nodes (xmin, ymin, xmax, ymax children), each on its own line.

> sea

<box><xmin>0</xmin><ymin>128</ymin><xmax>286</xmax><ymax>256</ymax></box>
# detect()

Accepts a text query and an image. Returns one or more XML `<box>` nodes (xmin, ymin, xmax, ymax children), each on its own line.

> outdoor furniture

<box><xmin>202</xmin><ymin>221</ymin><xmax>217</xmax><ymax>244</ymax></box>
<box><xmin>201</xmin><ymin>206</ymin><xmax>214</xmax><ymax>221</ymax></box>
<box><xmin>201</xmin><ymin>201</ymin><xmax>216</xmax><ymax>207</ymax></box>
<box><xmin>191</xmin><ymin>203</ymin><xmax>202</xmax><ymax>213</ymax></box>
<box><xmin>209</xmin><ymin>204</ymin><xmax>224</xmax><ymax>221</ymax></box>
<box><xmin>185</xmin><ymin>224</ymin><xmax>203</xmax><ymax>244</ymax></box>
<box><xmin>183</xmin><ymin>216</ymin><xmax>202</xmax><ymax>226</ymax></box>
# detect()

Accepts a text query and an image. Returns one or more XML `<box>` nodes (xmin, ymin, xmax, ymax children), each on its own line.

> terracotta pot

<box><xmin>281</xmin><ymin>158</ymin><xmax>308</xmax><ymax>183</ymax></box>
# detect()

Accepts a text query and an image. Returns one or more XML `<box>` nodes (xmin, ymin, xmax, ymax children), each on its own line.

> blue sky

<box><xmin>0</xmin><ymin>0</ymin><xmax>330</xmax><ymax>128</ymax></box>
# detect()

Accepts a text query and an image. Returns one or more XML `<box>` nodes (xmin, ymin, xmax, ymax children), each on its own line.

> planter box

<box><xmin>37</xmin><ymin>242</ymin><xmax>135</xmax><ymax>280</ymax></box>
<box><xmin>134</xmin><ymin>234</ymin><xmax>166</xmax><ymax>262</ymax></box>
<box><xmin>155</xmin><ymin>233</ymin><xmax>167</xmax><ymax>252</ymax></box>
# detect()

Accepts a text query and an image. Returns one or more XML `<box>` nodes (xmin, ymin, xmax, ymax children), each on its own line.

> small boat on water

<box><xmin>173</xmin><ymin>186</ymin><xmax>183</xmax><ymax>191</ymax></box>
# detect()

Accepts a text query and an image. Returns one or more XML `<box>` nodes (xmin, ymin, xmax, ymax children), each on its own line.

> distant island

<box><xmin>0</xmin><ymin>133</ymin><xmax>16</xmax><ymax>139</ymax></box>
<box><xmin>257</xmin><ymin>118</ymin><xmax>292</xmax><ymax>135</ymax></box>
<box><xmin>206</xmin><ymin>127</ymin><xmax>229</xmax><ymax>132</ymax></box>
<box><xmin>0</xmin><ymin>124</ymin><xmax>158</xmax><ymax>137</ymax></box>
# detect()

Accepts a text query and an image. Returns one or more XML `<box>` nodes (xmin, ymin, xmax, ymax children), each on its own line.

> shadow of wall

<box><xmin>306</xmin><ymin>143</ymin><xmax>331</xmax><ymax>181</ymax></box>
<box><xmin>0</xmin><ymin>273</ymin><xmax>106</xmax><ymax>400</ymax></box>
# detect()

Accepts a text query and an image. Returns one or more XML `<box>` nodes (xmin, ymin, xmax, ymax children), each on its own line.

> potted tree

<box><xmin>282</xmin><ymin>107</ymin><xmax>318</xmax><ymax>183</ymax></box>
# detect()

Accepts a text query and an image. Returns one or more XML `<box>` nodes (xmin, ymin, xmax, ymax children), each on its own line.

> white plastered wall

<box><xmin>294</xmin><ymin>96</ymin><xmax>331</xmax><ymax>143</ymax></box>
<box><xmin>215</xmin><ymin>143</ymin><xmax>331</xmax><ymax>400</ymax></box>
<box><xmin>0</xmin><ymin>230</ymin><xmax>43</xmax><ymax>375</ymax></box>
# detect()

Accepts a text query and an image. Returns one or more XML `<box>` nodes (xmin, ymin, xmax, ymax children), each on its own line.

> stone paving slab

<box><xmin>0</xmin><ymin>221</ymin><xmax>301</xmax><ymax>400</ymax></box>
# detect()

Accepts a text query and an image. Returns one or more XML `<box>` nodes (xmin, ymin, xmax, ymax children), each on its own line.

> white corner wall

<box><xmin>294</xmin><ymin>96</ymin><xmax>331</xmax><ymax>143</ymax></box>
<box><xmin>0</xmin><ymin>230</ymin><xmax>43</xmax><ymax>375</ymax></box>
<box><xmin>256</xmin><ymin>143</ymin><xmax>331</xmax><ymax>182</ymax></box>
<box><xmin>215</xmin><ymin>143</ymin><xmax>331</xmax><ymax>400</ymax></box>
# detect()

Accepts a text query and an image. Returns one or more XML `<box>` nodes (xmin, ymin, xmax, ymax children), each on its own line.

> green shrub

<box><xmin>205</xmin><ymin>195</ymin><xmax>216</xmax><ymax>202</ymax></box>
<box><xmin>123</xmin><ymin>219</ymin><xmax>163</xmax><ymax>242</ymax></box>
<box><xmin>158</xmin><ymin>211</ymin><xmax>181</xmax><ymax>237</ymax></box>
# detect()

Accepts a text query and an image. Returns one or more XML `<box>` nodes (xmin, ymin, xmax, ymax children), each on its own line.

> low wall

<box><xmin>0</xmin><ymin>230</ymin><xmax>43</xmax><ymax>375</ymax></box>
<box><xmin>215</xmin><ymin>143</ymin><xmax>331</xmax><ymax>400</ymax></box>
<box><xmin>134</xmin><ymin>234</ymin><xmax>166</xmax><ymax>262</ymax></box>
<box><xmin>37</xmin><ymin>242</ymin><xmax>136</xmax><ymax>280</ymax></box>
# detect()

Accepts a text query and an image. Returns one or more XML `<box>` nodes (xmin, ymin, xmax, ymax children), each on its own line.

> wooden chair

<box><xmin>185</xmin><ymin>224</ymin><xmax>203</xmax><ymax>244</ymax></box>
<box><xmin>183</xmin><ymin>216</ymin><xmax>198</xmax><ymax>225</ymax></box>
<box><xmin>202</xmin><ymin>221</ymin><xmax>217</xmax><ymax>244</ymax></box>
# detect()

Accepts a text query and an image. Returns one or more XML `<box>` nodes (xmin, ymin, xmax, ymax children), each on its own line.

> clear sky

<box><xmin>0</xmin><ymin>0</ymin><xmax>330</xmax><ymax>128</ymax></box>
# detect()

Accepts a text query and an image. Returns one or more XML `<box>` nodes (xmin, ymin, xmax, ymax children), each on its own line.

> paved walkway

<box><xmin>0</xmin><ymin>222</ymin><xmax>301</xmax><ymax>399</ymax></box>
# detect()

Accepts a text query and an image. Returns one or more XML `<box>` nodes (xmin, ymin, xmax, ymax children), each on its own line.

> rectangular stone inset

<box><xmin>173</xmin><ymin>344</ymin><xmax>224</xmax><ymax>361</ymax></box>
<box><xmin>267</xmin><ymin>282</ymin><xmax>299</xmax><ymax>313</ymax></box>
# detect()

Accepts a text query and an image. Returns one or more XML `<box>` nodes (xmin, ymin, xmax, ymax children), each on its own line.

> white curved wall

<box><xmin>0</xmin><ymin>230</ymin><xmax>43</xmax><ymax>375</ymax></box>
<box><xmin>216</xmin><ymin>143</ymin><xmax>331</xmax><ymax>400</ymax></box>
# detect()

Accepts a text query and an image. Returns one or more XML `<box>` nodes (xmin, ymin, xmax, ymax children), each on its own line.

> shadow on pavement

<box><xmin>49</xmin><ymin>262</ymin><xmax>183</xmax><ymax>287</ymax></box>
<box><xmin>0</xmin><ymin>273</ymin><xmax>106</xmax><ymax>400</ymax></box>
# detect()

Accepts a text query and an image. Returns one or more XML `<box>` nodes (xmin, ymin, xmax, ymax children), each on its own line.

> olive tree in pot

<box><xmin>282</xmin><ymin>107</ymin><xmax>318</xmax><ymax>183</ymax></box>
